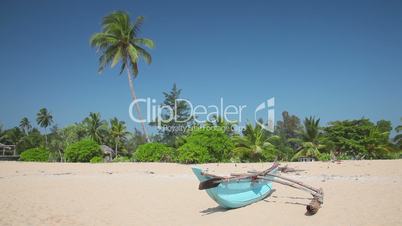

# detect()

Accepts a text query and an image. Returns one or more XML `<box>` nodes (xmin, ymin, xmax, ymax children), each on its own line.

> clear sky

<box><xmin>0</xmin><ymin>0</ymin><xmax>401</xmax><ymax>132</ymax></box>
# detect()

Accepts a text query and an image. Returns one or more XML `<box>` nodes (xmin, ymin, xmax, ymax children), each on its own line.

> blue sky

<box><xmin>0</xmin><ymin>0</ymin><xmax>401</xmax><ymax>132</ymax></box>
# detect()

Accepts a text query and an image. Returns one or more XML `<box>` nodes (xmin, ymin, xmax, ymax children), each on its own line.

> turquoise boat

<box><xmin>192</xmin><ymin>167</ymin><xmax>277</xmax><ymax>209</ymax></box>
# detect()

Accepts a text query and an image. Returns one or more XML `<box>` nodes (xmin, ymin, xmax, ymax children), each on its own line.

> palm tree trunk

<box><xmin>58</xmin><ymin>149</ymin><xmax>63</xmax><ymax>162</ymax></box>
<box><xmin>115</xmin><ymin>141</ymin><xmax>118</xmax><ymax>158</ymax></box>
<box><xmin>125</xmin><ymin>65</ymin><xmax>150</xmax><ymax>142</ymax></box>
<box><xmin>44</xmin><ymin>127</ymin><xmax>48</xmax><ymax>147</ymax></box>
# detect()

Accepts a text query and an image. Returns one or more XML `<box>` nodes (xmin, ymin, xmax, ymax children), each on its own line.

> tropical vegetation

<box><xmin>0</xmin><ymin>10</ymin><xmax>400</xmax><ymax>164</ymax></box>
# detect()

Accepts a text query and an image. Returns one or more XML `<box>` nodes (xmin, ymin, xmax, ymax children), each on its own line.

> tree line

<box><xmin>1</xmin><ymin>84</ymin><xmax>401</xmax><ymax>163</ymax></box>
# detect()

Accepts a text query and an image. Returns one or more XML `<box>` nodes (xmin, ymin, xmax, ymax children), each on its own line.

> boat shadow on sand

<box><xmin>200</xmin><ymin>189</ymin><xmax>313</xmax><ymax>216</ymax></box>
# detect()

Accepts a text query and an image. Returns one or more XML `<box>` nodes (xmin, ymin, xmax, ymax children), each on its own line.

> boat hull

<box><xmin>192</xmin><ymin>167</ymin><xmax>275</xmax><ymax>209</ymax></box>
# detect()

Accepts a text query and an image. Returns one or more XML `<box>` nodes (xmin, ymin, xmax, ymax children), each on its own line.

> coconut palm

<box><xmin>36</xmin><ymin>108</ymin><xmax>53</xmax><ymax>147</ymax></box>
<box><xmin>84</xmin><ymin>112</ymin><xmax>106</xmax><ymax>144</ymax></box>
<box><xmin>291</xmin><ymin>117</ymin><xmax>322</xmax><ymax>161</ymax></box>
<box><xmin>301</xmin><ymin>116</ymin><xmax>321</xmax><ymax>143</ymax></box>
<box><xmin>291</xmin><ymin>142</ymin><xmax>322</xmax><ymax>161</ymax></box>
<box><xmin>90</xmin><ymin>11</ymin><xmax>154</xmax><ymax>142</ymax></box>
<box><xmin>19</xmin><ymin>117</ymin><xmax>32</xmax><ymax>135</ymax></box>
<box><xmin>233</xmin><ymin>121</ymin><xmax>279</xmax><ymax>162</ymax></box>
<box><xmin>110</xmin><ymin>118</ymin><xmax>129</xmax><ymax>157</ymax></box>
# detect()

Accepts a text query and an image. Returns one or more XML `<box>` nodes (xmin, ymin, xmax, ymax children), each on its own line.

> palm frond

<box><xmin>133</xmin><ymin>44</ymin><xmax>152</xmax><ymax>64</ymax></box>
<box><xmin>132</xmin><ymin>16</ymin><xmax>144</xmax><ymax>36</ymax></box>
<box><xmin>111</xmin><ymin>47</ymin><xmax>122</xmax><ymax>68</ymax></box>
<box><xmin>133</xmin><ymin>38</ymin><xmax>155</xmax><ymax>49</ymax></box>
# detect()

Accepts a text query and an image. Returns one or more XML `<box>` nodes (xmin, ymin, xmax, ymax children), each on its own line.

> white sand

<box><xmin>1</xmin><ymin>160</ymin><xmax>401</xmax><ymax>226</ymax></box>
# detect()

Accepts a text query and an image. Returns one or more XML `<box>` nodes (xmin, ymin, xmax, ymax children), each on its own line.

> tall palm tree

<box><xmin>36</xmin><ymin>108</ymin><xmax>53</xmax><ymax>147</ymax></box>
<box><xmin>19</xmin><ymin>117</ymin><xmax>32</xmax><ymax>135</ymax></box>
<box><xmin>90</xmin><ymin>11</ymin><xmax>154</xmax><ymax>142</ymax></box>
<box><xmin>110</xmin><ymin>118</ymin><xmax>129</xmax><ymax>157</ymax></box>
<box><xmin>84</xmin><ymin>112</ymin><xmax>106</xmax><ymax>144</ymax></box>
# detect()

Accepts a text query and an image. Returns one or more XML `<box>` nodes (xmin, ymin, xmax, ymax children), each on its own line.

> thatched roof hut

<box><xmin>100</xmin><ymin>145</ymin><xmax>115</xmax><ymax>162</ymax></box>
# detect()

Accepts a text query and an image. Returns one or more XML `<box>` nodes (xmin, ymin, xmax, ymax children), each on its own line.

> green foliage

<box><xmin>291</xmin><ymin>142</ymin><xmax>322</xmax><ymax>161</ymax></box>
<box><xmin>177</xmin><ymin>143</ymin><xmax>211</xmax><ymax>163</ymax></box>
<box><xmin>108</xmin><ymin>118</ymin><xmax>129</xmax><ymax>157</ymax></box>
<box><xmin>112</xmin><ymin>156</ymin><xmax>131</xmax><ymax>162</ymax></box>
<box><xmin>133</xmin><ymin>143</ymin><xmax>175</xmax><ymax>162</ymax></box>
<box><xmin>276</xmin><ymin>111</ymin><xmax>303</xmax><ymax>149</ymax></box>
<box><xmin>338</xmin><ymin>153</ymin><xmax>352</xmax><ymax>160</ymax></box>
<box><xmin>65</xmin><ymin>139</ymin><xmax>102</xmax><ymax>162</ymax></box>
<box><xmin>394</xmin><ymin>118</ymin><xmax>402</xmax><ymax>149</ymax></box>
<box><xmin>233</xmin><ymin>122</ymin><xmax>279</xmax><ymax>162</ymax></box>
<box><xmin>90</xmin><ymin>11</ymin><xmax>154</xmax><ymax>76</ymax></box>
<box><xmin>318</xmin><ymin>153</ymin><xmax>331</xmax><ymax>161</ymax></box>
<box><xmin>323</xmin><ymin>119</ymin><xmax>393</xmax><ymax>159</ymax></box>
<box><xmin>36</xmin><ymin>108</ymin><xmax>53</xmax><ymax>129</ymax></box>
<box><xmin>36</xmin><ymin>108</ymin><xmax>53</xmax><ymax>147</ymax></box>
<box><xmin>125</xmin><ymin>128</ymin><xmax>147</xmax><ymax>155</ymax></box>
<box><xmin>83</xmin><ymin>112</ymin><xmax>107</xmax><ymax>144</ymax></box>
<box><xmin>301</xmin><ymin>117</ymin><xmax>321</xmax><ymax>143</ymax></box>
<box><xmin>150</xmin><ymin>84</ymin><xmax>193</xmax><ymax>146</ymax></box>
<box><xmin>19</xmin><ymin>117</ymin><xmax>32</xmax><ymax>134</ymax></box>
<box><xmin>179</xmin><ymin>128</ymin><xmax>234</xmax><ymax>162</ymax></box>
<box><xmin>90</xmin><ymin>156</ymin><xmax>104</xmax><ymax>163</ymax></box>
<box><xmin>20</xmin><ymin>148</ymin><xmax>49</xmax><ymax>162</ymax></box>
<box><xmin>205</xmin><ymin>115</ymin><xmax>237</xmax><ymax>137</ymax></box>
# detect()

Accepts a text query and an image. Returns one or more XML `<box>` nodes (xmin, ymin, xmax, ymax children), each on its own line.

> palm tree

<box><xmin>36</xmin><ymin>108</ymin><xmax>53</xmax><ymax>147</ymax></box>
<box><xmin>90</xmin><ymin>11</ymin><xmax>154</xmax><ymax>142</ymax></box>
<box><xmin>19</xmin><ymin>117</ymin><xmax>32</xmax><ymax>135</ymax></box>
<box><xmin>110</xmin><ymin>118</ymin><xmax>129</xmax><ymax>157</ymax></box>
<box><xmin>233</xmin><ymin>121</ymin><xmax>279</xmax><ymax>162</ymax></box>
<box><xmin>84</xmin><ymin>112</ymin><xmax>106</xmax><ymax>144</ymax></box>
<box><xmin>292</xmin><ymin>117</ymin><xmax>322</xmax><ymax>161</ymax></box>
<box><xmin>291</xmin><ymin>142</ymin><xmax>322</xmax><ymax>161</ymax></box>
<box><xmin>301</xmin><ymin>116</ymin><xmax>321</xmax><ymax>143</ymax></box>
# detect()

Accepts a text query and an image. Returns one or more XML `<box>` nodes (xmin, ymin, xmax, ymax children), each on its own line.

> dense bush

<box><xmin>90</xmin><ymin>156</ymin><xmax>103</xmax><ymax>163</ymax></box>
<box><xmin>177</xmin><ymin>143</ymin><xmax>211</xmax><ymax>163</ymax></box>
<box><xmin>65</xmin><ymin>139</ymin><xmax>102</xmax><ymax>162</ymax></box>
<box><xmin>133</xmin><ymin>143</ymin><xmax>175</xmax><ymax>162</ymax></box>
<box><xmin>178</xmin><ymin>129</ymin><xmax>234</xmax><ymax>162</ymax></box>
<box><xmin>318</xmin><ymin>153</ymin><xmax>331</xmax><ymax>161</ymax></box>
<box><xmin>112</xmin><ymin>156</ymin><xmax>131</xmax><ymax>162</ymax></box>
<box><xmin>19</xmin><ymin>147</ymin><xmax>49</xmax><ymax>162</ymax></box>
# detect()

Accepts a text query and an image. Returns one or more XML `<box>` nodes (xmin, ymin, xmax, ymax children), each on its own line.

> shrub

<box><xmin>133</xmin><ymin>143</ymin><xmax>175</xmax><ymax>162</ymax></box>
<box><xmin>65</xmin><ymin>139</ymin><xmax>101</xmax><ymax>162</ymax></box>
<box><xmin>318</xmin><ymin>153</ymin><xmax>331</xmax><ymax>161</ymax></box>
<box><xmin>112</xmin><ymin>156</ymin><xmax>131</xmax><ymax>162</ymax></box>
<box><xmin>177</xmin><ymin>143</ymin><xmax>211</xmax><ymax>164</ymax></box>
<box><xmin>338</xmin><ymin>153</ymin><xmax>353</xmax><ymax>160</ymax></box>
<box><xmin>19</xmin><ymin>148</ymin><xmax>49</xmax><ymax>162</ymax></box>
<box><xmin>179</xmin><ymin>129</ymin><xmax>234</xmax><ymax>162</ymax></box>
<box><xmin>90</xmin><ymin>156</ymin><xmax>104</xmax><ymax>163</ymax></box>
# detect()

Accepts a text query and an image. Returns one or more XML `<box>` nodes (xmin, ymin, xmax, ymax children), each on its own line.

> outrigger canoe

<box><xmin>192</xmin><ymin>166</ymin><xmax>277</xmax><ymax>209</ymax></box>
<box><xmin>192</xmin><ymin>163</ymin><xmax>324</xmax><ymax>214</ymax></box>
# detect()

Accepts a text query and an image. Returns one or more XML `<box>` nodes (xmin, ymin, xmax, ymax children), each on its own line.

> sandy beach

<box><xmin>0</xmin><ymin>160</ymin><xmax>401</xmax><ymax>226</ymax></box>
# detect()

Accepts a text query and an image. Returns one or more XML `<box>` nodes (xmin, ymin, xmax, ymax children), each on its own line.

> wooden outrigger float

<box><xmin>192</xmin><ymin>163</ymin><xmax>323</xmax><ymax>215</ymax></box>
